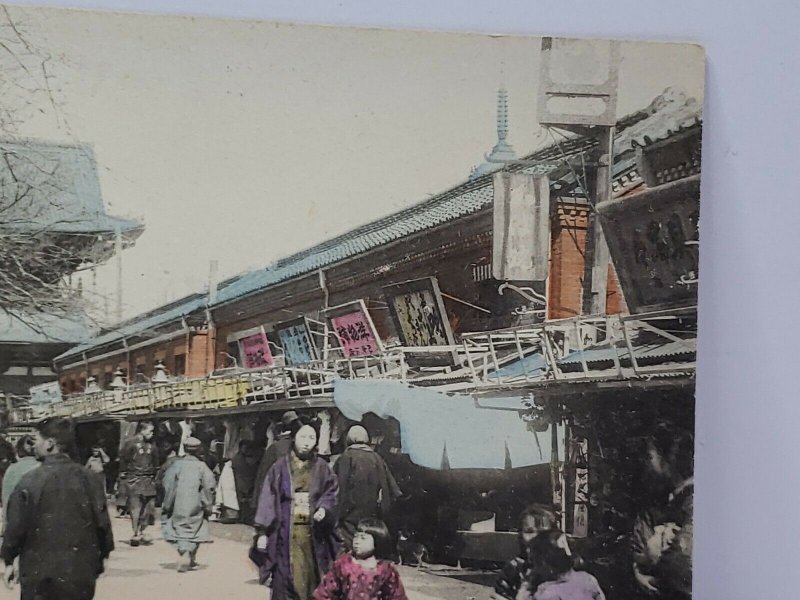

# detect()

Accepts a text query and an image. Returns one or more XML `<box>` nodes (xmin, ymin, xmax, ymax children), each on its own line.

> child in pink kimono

<box><xmin>518</xmin><ymin>530</ymin><xmax>605</xmax><ymax>600</ymax></box>
<box><xmin>313</xmin><ymin>518</ymin><xmax>407</xmax><ymax>600</ymax></box>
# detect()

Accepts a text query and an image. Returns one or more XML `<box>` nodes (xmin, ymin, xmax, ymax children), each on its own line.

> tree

<box><xmin>0</xmin><ymin>7</ymin><xmax>141</xmax><ymax>331</ymax></box>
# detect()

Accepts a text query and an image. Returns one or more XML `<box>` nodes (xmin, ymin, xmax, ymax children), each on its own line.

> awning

<box><xmin>333</xmin><ymin>379</ymin><xmax>564</xmax><ymax>470</ymax></box>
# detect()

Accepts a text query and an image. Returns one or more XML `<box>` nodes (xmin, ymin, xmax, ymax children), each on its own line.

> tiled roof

<box><xmin>0</xmin><ymin>139</ymin><xmax>143</xmax><ymax>235</ymax></box>
<box><xmin>0</xmin><ymin>311</ymin><xmax>91</xmax><ymax>345</ymax></box>
<box><xmin>55</xmin><ymin>294</ymin><xmax>207</xmax><ymax>362</ymax></box>
<box><xmin>64</xmin><ymin>88</ymin><xmax>702</xmax><ymax>356</ymax></box>
<box><xmin>214</xmin><ymin>88</ymin><xmax>701</xmax><ymax>307</ymax></box>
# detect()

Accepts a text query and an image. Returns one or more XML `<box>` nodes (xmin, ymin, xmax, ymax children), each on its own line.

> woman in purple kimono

<box><xmin>252</xmin><ymin>418</ymin><xmax>340</xmax><ymax>600</ymax></box>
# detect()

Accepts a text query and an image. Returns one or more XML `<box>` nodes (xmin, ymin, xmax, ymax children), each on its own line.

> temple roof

<box><xmin>0</xmin><ymin>139</ymin><xmax>143</xmax><ymax>237</ymax></box>
<box><xmin>0</xmin><ymin>310</ymin><xmax>91</xmax><ymax>345</ymax></box>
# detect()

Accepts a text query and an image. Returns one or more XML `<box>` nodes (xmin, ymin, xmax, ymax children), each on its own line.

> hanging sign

<box><xmin>324</xmin><ymin>300</ymin><xmax>382</xmax><ymax>358</ymax></box>
<box><xmin>383</xmin><ymin>277</ymin><xmax>455</xmax><ymax>347</ymax></box>
<box><xmin>597</xmin><ymin>175</ymin><xmax>700</xmax><ymax>313</ymax></box>
<box><xmin>238</xmin><ymin>330</ymin><xmax>274</xmax><ymax>369</ymax></box>
<box><xmin>538</xmin><ymin>37</ymin><xmax>620</xmax><ymax>128</ymax></box>
<box><xmin>492</xmin><ymin>172</ymin><xmax>550</xmax><ymax>282</ymax></box>
<box><xmin>382</xmin><ymin>277</ymin><xmax>458</xmax><ymax>367</ymax></box>
<box><xmin>275</xmin><ymin>317</ymin><xmax>318</xmax><ymax>365</ymax></box>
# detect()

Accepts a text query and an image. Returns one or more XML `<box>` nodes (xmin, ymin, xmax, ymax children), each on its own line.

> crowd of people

<box><xmin>0</xmin><ymin>410</ymin><xmax>692</xmax><ymax>600</ymax></box>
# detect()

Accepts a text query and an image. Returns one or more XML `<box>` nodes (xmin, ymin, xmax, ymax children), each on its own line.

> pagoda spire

<box><xmin>470</xmin><ymin>86</ymin><xmax>517</xmax><ymax>179</ymax></box>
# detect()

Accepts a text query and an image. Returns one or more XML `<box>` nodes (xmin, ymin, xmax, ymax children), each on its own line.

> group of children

<box><xmin>493</xmin><ymin>504</ymin><xmax>606</xmax><ymax>600</ymax></box>
<box><xmin>304</xmin><ymin>504</ymin><xmax>607</xmax><ymax>600</ymax></box>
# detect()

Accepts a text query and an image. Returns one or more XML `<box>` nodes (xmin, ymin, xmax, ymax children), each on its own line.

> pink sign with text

<box><xmin>239</xmin><ymin>332</ymin><xmax>274</xmax><ymax>369</ymax></box>
<box><xmin>330</xmin><ymin>310</ymin><xmax>380</xmax><ymax>358</ymax></box>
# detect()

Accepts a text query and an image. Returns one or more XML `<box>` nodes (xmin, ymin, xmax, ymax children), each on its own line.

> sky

<box><xmin>7</xmin><ymin>5</ymin><xmax>704</xmax><ymax>322</ymax></box>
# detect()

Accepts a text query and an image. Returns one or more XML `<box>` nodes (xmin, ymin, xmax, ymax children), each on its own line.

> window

<box><xmin>174</xmin><ymin>353</ymin><xmax>186</xmax><ymax>376</ymax></box>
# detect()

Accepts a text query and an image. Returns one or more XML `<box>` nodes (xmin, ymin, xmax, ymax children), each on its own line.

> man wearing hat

<box><xmin>252</xmin><ymin>411</ymin><xmax>299</xmax><ymax>508</ymax></box>
<box><xmin>160</xmin><ymin>437</ymin><xmax>216</xmax><ymax>573</ymax></box>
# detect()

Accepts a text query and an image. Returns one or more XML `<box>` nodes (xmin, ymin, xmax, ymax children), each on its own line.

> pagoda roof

<box><xmin>0</xmin><ymin>139</ymin><xmax>143</xmax><ymax>237</ymax></box>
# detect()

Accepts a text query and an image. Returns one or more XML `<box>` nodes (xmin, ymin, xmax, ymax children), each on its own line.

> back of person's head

<box><xmin>520</xmin><ymin>504</ymin><xmax>558</xmax><ymax>530</ymax></box>
<box><xmin>356</xmin><ymin>518</ymin><xmax>393</xmax><ymax>560</ymax></box>
<box><xmin>136</xmin><ymin>421</ymin><xmax>154</xmax><ymax>434</ymax></box>
<box><xmin>15</xmin><ymin>435</ymin><xmax>35</xmax><ymax>458</ymax></box>
<box><xmin>346</xmin><ymin>425</ymin><xmax>370</xmax><ymax>446</ymax></box>
<box><xmin>649</xmin><ymin>424</ymin><xmax>695</xmax><ymax>483</ymax></box>
<box><xmin>36</xmin><ymin>417</ymin><xmax>78</xmax><ymax>457</ymax></box>
<box><xmin>527</xmin><ymin>529</ymin><xmax>573</xmax><ymax>585</ymax></box>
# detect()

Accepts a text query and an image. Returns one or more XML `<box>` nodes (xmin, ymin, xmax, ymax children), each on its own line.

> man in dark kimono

<box><xmin>161</xmin><ymin>437</ymin><xmax>217</xmax><ymax>573</ymax></box>
<box><xmin>1</xmin><ymin>417</ymin><xmax>114</xmax><ymax>600</ymax></box>
<box><xmin>119</xmin><ymin>422</ymin><xmax>159</xmax><ymax>546</ymax></box>
<box><xmin>334</xmin><ymin>425</ymin><xmax>402</xmax><ymax>551</ymax></box>
<box><xmin>252</xmin><ymin>420</ymin><xmax>339</xmax><ymax>600</ymax></box>
<box><xmin>231</xmin><ymin>439</ymin><xmax>260</xmax><ymax>524</ymax></box>
<box><xmin>253</xmin><ymin>411</ymin><xmax>300</xmax><ymax>508</ymax></box>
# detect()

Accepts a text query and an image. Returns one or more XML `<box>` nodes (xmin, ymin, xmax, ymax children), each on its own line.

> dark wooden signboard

<box><xmin>597</xmin><ymin>174</ymin><xmax>700</xmax><ymax>314</ymax></box>
<box><xmin>382</xmin><ymin>277</ymin><xmax>457</xmax><ymax>367</ymax></box>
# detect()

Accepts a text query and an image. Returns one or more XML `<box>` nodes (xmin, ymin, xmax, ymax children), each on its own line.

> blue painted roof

<box><xmin>0</xmin><ymin>311</ymin><xmax>91</xmax><ymax>345</ymax></box>
<box><xmin>55</xmin><ymin>295</ymin><xmax>206</xmax><ymax>362</ymax></box>
<box><xmin>0</xmin><ymin>139</ymin><xmax>142</xmax><ymax>235</ymax></box>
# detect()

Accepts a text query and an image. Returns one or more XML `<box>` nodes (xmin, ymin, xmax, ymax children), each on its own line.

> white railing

<box><xmin>28</xmin><ymin>308</ymin><xmax>696</xmax><ymax>421</ymax></box>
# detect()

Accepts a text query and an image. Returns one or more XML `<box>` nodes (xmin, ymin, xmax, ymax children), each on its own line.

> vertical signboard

<box><xmin>325</xmin><ymin>300</ymin><xmax>382</xmax><ymax>358</ymax></box>
<box><xmin>572</xmin><ymin>437</ymin><xmax>590</xmax><ymax>538</ymax></box>
<box><xmin>492</xmin><ymin>172</ymin><xmax>550</xmax><ymax>282</ymax></box>
<box><xmin>275</xmin><ymin>317</ymin><xmax>318</xmax><ymax>365</ymax></box>
<box><xmin>238</xmin><ymin>330</ymin><xmax>274</xmax><ymax>369</ymax></box>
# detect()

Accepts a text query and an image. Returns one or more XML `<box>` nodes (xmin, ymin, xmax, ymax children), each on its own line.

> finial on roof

<box><xmin>470</xmin><ymin>86</ymin><xmax>517</xmax><ymax>180</ymax></box>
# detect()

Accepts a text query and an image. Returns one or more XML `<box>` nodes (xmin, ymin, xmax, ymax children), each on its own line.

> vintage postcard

<box><xmin>0</xmin><ymin>6</ymin><xmax>703</xmax><ymax>600</ymax></box>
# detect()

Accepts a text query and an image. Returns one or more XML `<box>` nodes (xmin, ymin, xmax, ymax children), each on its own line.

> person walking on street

<box><xmin>1</xmin><ymin>436</ymin><xmax>39</xmax><ymax>532</ymax></box>
<box><xmin>252</xmin><ymin>418</ymin><xmax>340</xmax><ymax>600</ymax></box>
<box><xmin>85</xmin><ymin>445</ymin><xmax>111</xmax><ymax>494</ymax></box>
<box><xmin>160</xmin><ymin>437</ymin><xmax>217</xmax><ymax>573</ymax></box>
<box><xmin>334</xmin><ymin>425</ymin><xmax>402</xmax><ymax>552</ymax></box>
<box><xmin>1</xmin><ymin>417</ymin><xmax>114</xmax><ymax>600</ymax></box>
<box><xmin>119</xmin><ymin>422</ymin><xmax>159</xmax><ymax>547</ymax></box>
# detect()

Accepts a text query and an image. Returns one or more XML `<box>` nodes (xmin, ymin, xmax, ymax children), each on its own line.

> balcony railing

<box><xmin>18</xmin><ymin>307</ymin><xmax>696</xmax><ymax>423</ymax></box>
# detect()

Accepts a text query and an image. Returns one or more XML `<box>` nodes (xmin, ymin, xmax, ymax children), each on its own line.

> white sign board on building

<box><xmin>29</xmin><ymin>380</ymin><xmax>63</xmax><ymax>405</ymax></box>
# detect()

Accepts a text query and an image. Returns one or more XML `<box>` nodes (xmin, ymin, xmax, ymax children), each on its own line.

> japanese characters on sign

<box><xmin>275</xmin><ymin>319</ymin><xmax>318</xmax><ymax>365</ymax></box>
<box><xmin>325</xmin><ymin>301</ymin><xmax>382</xmax><ymax>358</ymax></box>
<box><xmin>598</xmin><ymin>176</ymin><xmax>700</xmax><ymax>313</ymax></box>
<box><xmin>238</xmin><ymin>331</ymin><xmax>274</xmax><ymax>369</ymax></box>
<box><xmin>383</xmin><ymin>277</ymin><xmax>455</xmax><ymax>348</ymax></box>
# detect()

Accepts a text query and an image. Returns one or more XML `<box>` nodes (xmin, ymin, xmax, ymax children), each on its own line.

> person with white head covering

<box><xmin>333</xmin><ymin>424</ymin><xmax>402</xmax><ymax>552</ymax></box>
